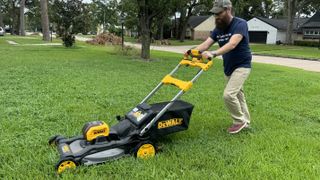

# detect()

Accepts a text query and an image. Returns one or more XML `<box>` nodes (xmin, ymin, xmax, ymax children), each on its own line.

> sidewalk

<box><xmin>124</xmin><ymin>42</ymin><xmax>320</xmax><ymax>73</ymax></box>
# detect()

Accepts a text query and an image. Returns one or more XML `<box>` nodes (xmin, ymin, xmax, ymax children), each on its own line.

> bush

<box><xmin>86</xmin><ymin>33</ymin><xmax>122</xmax><ymax>45</ymax></box>
<box><xmin>62</xmin><ymin>34</ymin><xmax>75</xmax><ymax>47</ymax></box>
<box><xmin>294</xmin><ymin>40</ymin><xmax>320</xmax><ymax>47</ymax></box>
<box><xmin>112</xmin><ymin>45</ymin><xmax>140</xmax><ymax>57</ymax></box>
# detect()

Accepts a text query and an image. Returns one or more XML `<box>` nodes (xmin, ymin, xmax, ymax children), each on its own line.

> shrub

<box><xmin>112</xmin><ymin>45</ymin><xmax>140</xmax><ymax>57</ymax></box>
<box><xmin>294</xmin><ymin>40</ymin><xmax>320</xmax><ymax>47</ymax></box>
<box><xmin>62</xmin><ymin>34</ymin><xmax>75</xmax><ymax>47</ymax></box>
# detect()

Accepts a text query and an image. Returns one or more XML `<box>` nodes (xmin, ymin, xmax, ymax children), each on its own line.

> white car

<box><xmin>0</xmin><ymin>27</ymin><xmax>4</xmax><ymax>36</ymax></box>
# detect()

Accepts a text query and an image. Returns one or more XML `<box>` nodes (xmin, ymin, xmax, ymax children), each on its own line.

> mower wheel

<box><xmin>48</xmin><ymin>135</ymin><xmax>64</xmax><ymax>146</ymax></box>
<box><xmin>134</xmin><ymin>141</ymin><xmax>156</xmax><ymax>159</ymax></box>
<box><xmin>56</xmin><ymin>158</ymin><xmax>77</xmax><ymax>174</ymax></box>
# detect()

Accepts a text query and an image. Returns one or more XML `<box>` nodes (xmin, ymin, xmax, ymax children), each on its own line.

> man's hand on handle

<box><xmin>201</xmin><ymin>51</ymin><xmax>217</xmax><ymax>59</ymax></box>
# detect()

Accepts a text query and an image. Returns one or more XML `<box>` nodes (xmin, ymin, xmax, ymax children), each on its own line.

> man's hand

<box><xmin>202</xmin><ymin>51</ymin><xmax>217</xmax><ymax>59</ymax></box>
<box><xmin>184</xmin><ymin>49</ymin><xmax>191</xmax><ymax>57</ymax></box>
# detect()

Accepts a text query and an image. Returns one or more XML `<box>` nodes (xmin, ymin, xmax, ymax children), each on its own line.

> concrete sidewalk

<box><xmin>125</xmin><ymin>42</ymin><xmax>320</xmax><ymax>73</ymax></box>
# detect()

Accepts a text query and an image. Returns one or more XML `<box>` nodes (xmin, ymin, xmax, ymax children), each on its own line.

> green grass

<box><xmin>1</xmin><ymin>36</ymin><xmax>320</xmax><ymax>179</ymax></box>
<box><xmin>250</xmin><ymin>44</ymin><xmax>320</xmax><ymax>60</ymax></box>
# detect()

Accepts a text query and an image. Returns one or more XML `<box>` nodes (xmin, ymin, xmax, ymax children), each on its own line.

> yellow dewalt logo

<box><xmin>93</xmin><ymin>129</ymin><xmax>105</xmax><ymax>135</ymax></box>
<box><xmin>158</xmin><ymin>118</ymin><xmax>183</xmax><ymax>129</ymax></box>
<box><xmin>62</xmin><ymin>145</ymin><xmax>70</xmax><ymax>153</ymax></box>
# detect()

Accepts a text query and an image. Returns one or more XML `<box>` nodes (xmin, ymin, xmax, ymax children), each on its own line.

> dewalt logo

<box><xmin>158</xmin><ymin>118</ymin><xmax>183</xmax><ymax>129</ymax></box>
<box><xmin>93</xmin><ymin>129</ymin><xmax>105</xmax><ymax>135</ymax></box>
<box><xmin>62</xmin><ymin>145</ymin><xmax>70</xmax><ymax>153</ymax></box>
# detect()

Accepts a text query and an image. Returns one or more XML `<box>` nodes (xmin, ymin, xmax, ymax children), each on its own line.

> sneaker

<box><xmin>228</xmin><ymin>122</ymin><xmax>247</xmax><ymax>134</ymax></box>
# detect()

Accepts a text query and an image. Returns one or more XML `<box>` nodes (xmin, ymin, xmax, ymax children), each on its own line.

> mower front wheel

<box><xmin>55</xmin><ymin>158</ymin><xmax>78</xmax><ymax>174</ymax></box>
<box><xmin>134</xmin><ymin>141</ymin><xmax>157</xmax><ymax>159</ymax></box>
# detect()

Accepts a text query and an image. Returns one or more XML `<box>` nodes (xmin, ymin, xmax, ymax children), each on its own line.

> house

<box><xmin>300</xmin><ymin>11</ymin><xmax>320</xmax><ymax>40</ymax></box>
<box><xmin>247</xmin><ymin>17</ymin><xmax>308</xmax><ymax>44</ymax></box>
<box><xmin>186</xmin><ymin>15</ymin><xmax>215</xmax><ymax>40</ymax></box>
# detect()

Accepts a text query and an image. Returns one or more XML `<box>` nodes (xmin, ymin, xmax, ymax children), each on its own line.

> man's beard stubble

<box><xmin>215</xmin><ymin>16</ymin><xmax>230</xmax><ymax>30</ymax></box>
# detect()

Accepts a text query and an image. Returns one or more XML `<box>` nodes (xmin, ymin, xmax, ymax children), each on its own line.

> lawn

<box><xmin>250</xmin><ymin>44</ymin><xmax>320</xmax><ymax>60</ymax></box>
<box><xmin>0</xmin><ymin>36</ymin><xmax>320</xmax><ymax>179</ymax></box>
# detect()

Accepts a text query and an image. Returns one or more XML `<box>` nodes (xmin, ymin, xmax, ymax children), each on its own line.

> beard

<box><xmin>215</xmin><ymin>16</ymin><xmax>230</xmax><ymax>30</ymax></box>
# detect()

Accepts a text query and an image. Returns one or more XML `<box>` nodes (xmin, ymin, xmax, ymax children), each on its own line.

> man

<box><xmin>191</xmin><ymin>0</ymin><xmax>252</xmax><ymax>134</ymax></box>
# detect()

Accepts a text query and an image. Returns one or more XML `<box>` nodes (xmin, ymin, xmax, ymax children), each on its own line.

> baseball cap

<box><xmin>210</xmin><ymin>0</ymin><xmax>232</xmax><ymax>14</ymax></box>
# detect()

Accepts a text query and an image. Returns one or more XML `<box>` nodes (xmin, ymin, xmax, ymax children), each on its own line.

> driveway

<box><xmin>125</xmin><ymin>42</ymin><xmax>320</xmax><ymax>73</ymax></box>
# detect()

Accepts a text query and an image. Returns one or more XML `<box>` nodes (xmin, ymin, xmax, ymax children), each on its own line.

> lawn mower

<box><xmin>49</xmin><ymin>49</ymin><xmax>214</xmax><ymax>174</ymax></box>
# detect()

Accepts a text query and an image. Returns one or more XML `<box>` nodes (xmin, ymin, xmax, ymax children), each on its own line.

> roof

<box><xmin>256</xmin><ymin>17</ymin><xmax>309</xmax><ymax>31</ymax></box>
<box><xmin>301</xmin><ymin>11</ymin><xmax>320</xmax><ymax>28</ymax></box>
<box><xmin>188</xmin><ymin>16</ymin><xmax>211</xmax><ymax>29</ymax></box>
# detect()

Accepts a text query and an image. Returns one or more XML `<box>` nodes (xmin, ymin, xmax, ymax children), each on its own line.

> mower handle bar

<box><xmin>185</xmin><ymin>49</ymin><xmax>212</xmax><ymax>61</ymax></box>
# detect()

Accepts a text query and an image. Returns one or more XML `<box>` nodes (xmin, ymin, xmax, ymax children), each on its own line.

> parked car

<box><xmin>0</xmin><ymin>27</ymin><xmax>4</xmax><ymax>36</ymax></box>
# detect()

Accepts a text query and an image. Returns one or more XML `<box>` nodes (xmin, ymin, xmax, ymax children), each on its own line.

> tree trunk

<box><xmin>137</xmin><ymin>0</ymin><xmax>151</xmax><ymax>60</ymax></box>
<box><xmin>286</xmin><ymin>0</ymin><xmax>296</xmax><ymax>45</ymax></box>
<box><xmin>40</xmin><ymin>0</ymin><xmax>50</xmax><ymax>41</ymax></box>
<box><xmin>11</xmin><ymin>1</ymin><xmax>15</xmax><ymax>35</ymax></box>
<box><xmin>157</xmin><ymin>17</ymin><xmax>164</xmax><ymax>40</ymax></box>
<box><xmin>177</xmin><ymin>8</ymin><xmax>186</xmax><ymax>41</ymax></box>
<box><xmin>0</xmin><ymin>11</ymin><xmax>4</xmax><ymax>27</ymax></box>
<box><xmin>19</xmin><ymin>0</ymin><xmax>26</xmax><ymax>36</ymax></box>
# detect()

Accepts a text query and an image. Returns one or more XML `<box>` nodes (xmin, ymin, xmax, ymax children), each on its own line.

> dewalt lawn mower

<box><xmin>49</xmin><ymin>49</ymin><xmax>214</xmax><ymax>174</ymax></box>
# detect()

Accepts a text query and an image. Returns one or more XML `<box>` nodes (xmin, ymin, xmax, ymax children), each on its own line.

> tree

<box><xmin>0</xmin><ymin>0</ymin><xmax>6</xmax><ymax>27</ymax></box>
<box><xmin>285</xmin><ymin>0</ymin><xmax>296</xmax><ymax>44</ymax></box>
<box><xmin>19</xmin><ymin>0</ymin><xmax>26</xmax><ymax>36</ymax></box>
<box><xmin>51</xmin><ymin>0</ymin><xmax>88</xmax><ymax>47</ymax></box>
<box><xmin>25</xmin><ymin>0</ymin><xmax>41</xmax><ymax>32</ymax></box>
<box><xmin>90</xmin><ymin>0</ymin><xmax>119</xmax><ymax>34</ymax></box>
<box><xmin>120</xmin><ymin>0</ymin><xmax>169</xmax><ymax>59</ymax></box>
<box><xmin>231</xmin><ymin>0</ymin><xmax>274</xmax><ymax>19</ymax></box>
<box><xmin>40</xmin><ymin>0</ymin><xmax>50</xmax><ymax>41</ymax></box>
<box><xmin>174</xmin><ymin>0</ymin><xmax>212</xmax><ymax>42</ymax></box>
<box><xmin>284</xmin><ymin>0</ymin><xmax>320</xmax><ymax>44</ymax></box>
<box><xmin>9</xmin><ymin>0</ymin><xmax>19</xmax><ymax>34</ymax></box>
<box><xmin>137</xmin><ymin>0</ymin><xmax>173</xmax><ymax>59</ymax></box>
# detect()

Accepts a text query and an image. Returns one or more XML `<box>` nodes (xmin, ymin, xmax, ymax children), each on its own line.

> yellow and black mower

<box><xmin>49</xmin><ymin>50</ymin><xmax>214</xmax><ymax>173</ymax></box>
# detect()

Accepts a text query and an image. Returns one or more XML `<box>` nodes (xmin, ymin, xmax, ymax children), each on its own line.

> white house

<box><xmin>247</xmin><ymin>17</ymin><xmax>308</xmax><ymax>44</ymax></box>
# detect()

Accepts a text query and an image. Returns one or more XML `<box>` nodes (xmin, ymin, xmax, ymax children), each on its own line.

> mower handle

<box><xmin>185</xmin><ymin>49</ymin><xmax>212</xmax><ymax>61</ymax></box>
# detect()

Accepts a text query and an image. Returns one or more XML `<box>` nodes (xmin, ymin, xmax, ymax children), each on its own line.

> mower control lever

<box><xmin>185</xmin><ymin>49</ymin><xmax>212</xmax><ymax>61</ymax></box>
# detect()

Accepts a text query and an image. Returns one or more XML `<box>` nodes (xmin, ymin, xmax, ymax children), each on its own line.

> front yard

<box><xmin>0</xmin><ymin>35</ymin><xmax>320</xmax><ymax>179</ymax></box>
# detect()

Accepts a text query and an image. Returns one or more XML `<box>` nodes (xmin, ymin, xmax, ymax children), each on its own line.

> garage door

<box><xmin>249</xmin><ymin>31</ymin><xmax>267</xmax><ymax>43</ymax></box>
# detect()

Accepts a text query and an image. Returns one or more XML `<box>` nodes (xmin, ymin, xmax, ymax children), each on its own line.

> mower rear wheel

<box><xmin>135</xmin><ymin>141</ymin><xmax>156</xmax><ymax>159</ymax></box>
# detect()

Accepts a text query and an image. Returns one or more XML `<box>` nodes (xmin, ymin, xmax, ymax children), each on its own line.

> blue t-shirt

<box><xmin>210</xmin><ymin>17</ymin><xmax>252</xmax><ymax>76</ymax></box>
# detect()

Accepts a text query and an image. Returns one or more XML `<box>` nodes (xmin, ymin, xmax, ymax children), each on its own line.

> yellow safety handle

<box><xmin>162</xmin><ymin>75</ymin><xmax>193</xmax><ymax>92</ymax></box>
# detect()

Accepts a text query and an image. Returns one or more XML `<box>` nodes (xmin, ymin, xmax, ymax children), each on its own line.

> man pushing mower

<box><xmin>189</xmin><ymin>0</ymin><xmax>252</xmax><ymax>134</ymax></box>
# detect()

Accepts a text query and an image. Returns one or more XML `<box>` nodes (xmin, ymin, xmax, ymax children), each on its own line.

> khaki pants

<box><xmin>223</xmin><ymin>67</ymin><xmax>251</xmax><ymax>125</ymax></box>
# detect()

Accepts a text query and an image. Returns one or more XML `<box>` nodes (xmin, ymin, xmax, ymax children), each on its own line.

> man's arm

<box><xmin>195</xmin><ymin>37</ymin><xmax>215</xmax><ymax>51</ymax></box>
<box><xmin>203</xmin><ymin>34</ymin><xmax>243</xmax><ymax>58</ymax></box>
